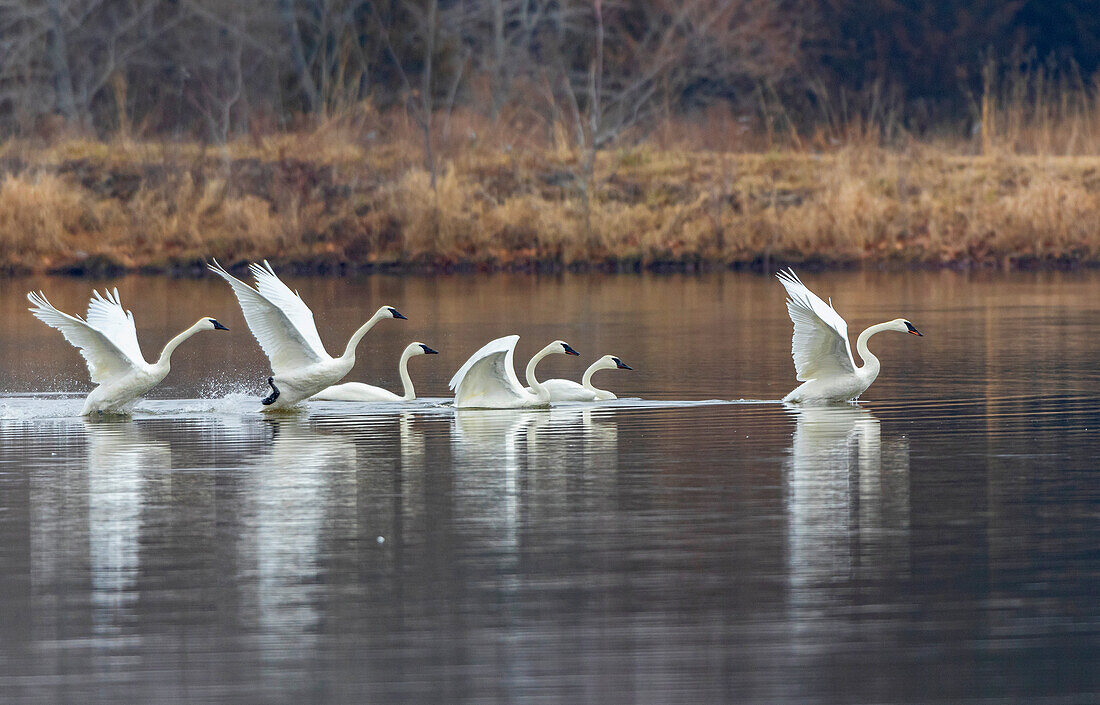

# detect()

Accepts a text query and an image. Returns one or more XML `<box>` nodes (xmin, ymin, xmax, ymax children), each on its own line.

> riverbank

<box><xmin>1</xmin><ymin>135</ymin><xmax>1098</xmax><ymax>275</ymax></box>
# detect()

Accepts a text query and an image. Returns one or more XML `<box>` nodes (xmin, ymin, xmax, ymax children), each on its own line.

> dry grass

<box><xmin>3</xmin><ymin>109</ymin><xmax>1100</xmax><ymax>274</ymax></box>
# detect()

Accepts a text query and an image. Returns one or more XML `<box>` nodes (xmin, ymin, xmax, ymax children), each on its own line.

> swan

<box><xmin>777</xmin><ymin>269</ymin><xmax>921</xmax><ymax>404</ymax></box>
<box><xmin>312</xmin><ymin>342</ymin><xmax>438</xmax><ymax>401</ymax></box>
<box><xmin>524</xmin><ymin>354</ymin><xmax>633</xmax><ymax>401</ymax></box>
<box><xmin>449</xmin><ymin>335</ymin><xmax>579</xmax><ymax>408</ymax></box>
<box><xmin>26</xmin><ymin>288</ymin><xmax>228</xmax><ymax>415</ymax></box>
<box><xmin>208</xmin><ymin>259</ymin><xmax>405</xmax><ymax>408</ymax></box>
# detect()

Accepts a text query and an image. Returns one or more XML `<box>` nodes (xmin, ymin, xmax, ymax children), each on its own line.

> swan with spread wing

<box><xmin>27</xmin><ymin>288</ymin><xmax>228</xmax><ymax>414</ymax></box>
<box><xmin>209</xmin><ymin>260</ymin><xmax>405</xmax><ymax>408</ymax></box>
<box><xmin>449</xmin><ymin>335</ymin><xmax>579</xmax><ymax>409</ymax></box>
<box><xmin>777</xmin><ymin>269</ymin><xmax>921</xmax><ymax>404</ymax></box>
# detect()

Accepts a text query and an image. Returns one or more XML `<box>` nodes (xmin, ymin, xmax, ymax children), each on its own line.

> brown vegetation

<box><xmin>2</xmin><ymin>109</ymin><xmax>1100</xmax><ymax>275</ymax></box>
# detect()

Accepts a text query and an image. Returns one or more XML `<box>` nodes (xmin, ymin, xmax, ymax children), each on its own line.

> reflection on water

<box><xmin>787</xmin><ymin>405</ymin><xmax>910</xmax><ymax>591</ymax></box>
<box><xmin>1</xmin><ymin>270</ymin><xmax>1099</xmax><ymax>704</ymax></box>
<box><xmin>238</xmin><ymin>420</ymin><xmax>357</xmax><ymax>674</ymax></box>
<box><xmin>786</xmin><ymin>406</ymin><xmax>911</xmax><ymax>659</ymax></box>
<box><xmin>85</xmin><ymin>422</ymin><xmax>168</xmax><ymax>626</ymax></box>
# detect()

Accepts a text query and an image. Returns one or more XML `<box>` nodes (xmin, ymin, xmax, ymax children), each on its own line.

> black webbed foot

<box><xmin>262</xmin><ymin>377</ymin><xmax>280</xmax><ymax>405</ymax></box>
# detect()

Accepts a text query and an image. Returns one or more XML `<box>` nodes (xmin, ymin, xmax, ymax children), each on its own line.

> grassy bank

<box><xmin>1</xmin><ymin>131</ymin><xmax>1099</xmax><ymax>275</ymax></box>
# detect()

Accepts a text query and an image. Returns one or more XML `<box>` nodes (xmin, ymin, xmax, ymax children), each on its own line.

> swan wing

<box><xmin>448</xmin><ymin>335</ymin><xmax>526</xmax><ymax>403</ymax></box>
<box><xmin>85</xmin><ymin>288</ymin><xmax>147</xmax><ymax>365</ymax></box>
<box><xmin>776</xmin><ymin>269</ymin><xmax>856</xmax><ymax>381</ymax></box>
<box><xmin>27</xmin><ymin>291</ymin><xmax>140</xmax><ymax>383</ymax></box>
<box><xmin>248</xmin><ymin>261</ymin><xmax>329</xmax><ymax>359</ymax></box>
<box><xmin>208</xmin><ymin>260</ymin><xmax>327</xmax><ymax>374</ymax></box>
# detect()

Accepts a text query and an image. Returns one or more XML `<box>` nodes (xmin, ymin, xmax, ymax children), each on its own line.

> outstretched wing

<box><xmin>27</xmin><ymin>291</ymin><xmax>141</xmax><ymax>383</ymax></box>
<box><xmin>208</xmin><ymin>260</ymin><xmax>327</xmax><ymax>375</ymax></box>
<box><xmin>85</xmin><ymin>288</ymin><xmax>146</xmax><ymax>365</ymax></box>
<box><xmin>449</xmin><ymin>335</ymin><xmax>526</xmax><ymax>405</ymax></box>
<box><xmin>776</xmin><ymin>269</ymin><xmax>856</xmax><ymax>381</ymax></box>
<box><xmin>248</xmin><ymin>261</ymin><xmax>328</xmax><ymax>359</ymax></box>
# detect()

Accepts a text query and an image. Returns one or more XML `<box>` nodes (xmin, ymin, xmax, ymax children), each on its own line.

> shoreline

<box><xmin>17</xmin><ymin>253</ymin><xmax>1099</xmax><ymax>278</ymax></box>
<box><xmin>3</xmin><ymin>138</ymin><xmax>1100</xmax><ymax>276</ymax></box>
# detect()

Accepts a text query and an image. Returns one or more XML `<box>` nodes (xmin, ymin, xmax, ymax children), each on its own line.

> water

<box><xmin>0</xmin><ymin>270</ymin><xmax>1098</xmax><ymax>703</ymax></box>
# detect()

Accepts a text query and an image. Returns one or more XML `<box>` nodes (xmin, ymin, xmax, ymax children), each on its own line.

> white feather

<box><xmin>248</xmin><ymin>260</ymin><xmax>328</xmax><ymax>359</ymax></box>
<box><xmin>449</xmin><ymin>335</ymin><xmax>527</xmax><ymax>407</ymax></box>
<box><xmin>208</xmin><ymin>259</ymin><xmax>326</xmax><ymax>375</ymax></box>
<box><xmin>776</xmin><ymin>268</ymin><xmax>856</xmax><ymax>381</ymax></box>
<box><xmin>27</xmin><ymin>290</ymin><xmax>140</xmax><ymax>384</ymax></box>
<box><xmin>85</xmin><ymin>287</ymin><xmax>146</xmax><ymax>365</ymax></box>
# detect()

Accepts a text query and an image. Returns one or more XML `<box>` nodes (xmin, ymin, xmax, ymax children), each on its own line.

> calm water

<box><xmin>0</xmin><ymin>270</ymin><xmax>1098</xmax><ymax>703</ymax></box>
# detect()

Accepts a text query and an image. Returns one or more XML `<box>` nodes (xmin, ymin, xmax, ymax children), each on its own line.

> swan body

<box><xmin>208</xmin><ymin>260</ymin><xmax>405</xmax><ymax>408</ymax></box>
<box><xmin>777</xmin><ymin>269</ymin><xmax>921</xmax><ymax>404</ymax></box>
<box><xmin>525</xmin><ymin>355</ymin><xmax>633</xmax><ymax>401</ymax></box>
<box><xmin>27</xmin><ymin>288</ymin><xmax>228</xmax><ymax>415</ymax></box>
<box><xmin>449</xmin><ymin>336</ymin><xmax>579</xmax><ymax>408</ymax></box>
<box><xmin>312</xmin><ymin>342</ymin><xmax>438</xmax><ymax>401</ymax></box>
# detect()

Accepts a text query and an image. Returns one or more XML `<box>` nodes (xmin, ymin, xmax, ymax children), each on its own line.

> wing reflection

<box><xmin>786</xmin><ymin>405</ymin><xmax>911</xmax><ymax>605</ymax></box>
<box><xmin>451</xmin><ymin>409</ymin><xmax>537</xmax><ymax>554</ymax></box>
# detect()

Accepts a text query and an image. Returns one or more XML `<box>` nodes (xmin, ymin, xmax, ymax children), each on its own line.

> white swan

<box><xmin>27</xmin><ymin>288</ymin><xmax>228</xmax><ymax>415</ymax></box>
<box><xmin>312</xmin><ymin>342</ymin><xmax>438</xmax><ymax>401</ymax></box>
<box><xmin>777</xmin><ymin>269</ymin><xmax>921</xmax><ymax>404</ymax></box>
<box><xmin>525</xmin><ymin>354</ymin><xmax>633</xmax><ymax>401</ymax></box>
<box><xmin>449</xmin><ymin>335</ymin><xmax>579</xmax><ymax>408</ymax></box>
<box><xmin>208</xmin><ymin>260</ymin><xmax>405</xmax><ymax>408</ymax></box>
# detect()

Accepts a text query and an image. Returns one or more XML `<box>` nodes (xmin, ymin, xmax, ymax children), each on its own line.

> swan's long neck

<box><xmin>581</xmin><ymin>360</ymin><xmax>610</xmax><ymax>394</ymax></box>
<box><xmin>154</xmin><ymin>321</ymin><xmax>206</xmax><ymax>369</ymax></box>
<box><xmin>340</xmin><ymin>311</ymin><xmax>386</xmax><ymax>362</ymax></box>
<box><xmin>855</xmin><ymin>322</ymin><xmax>893</xmax><ymax>380</ymax></box>
<box><xmin>397</xmin><ymin>346</ymin><xmax>417</xmax><ymax>401</ymax></box>
<box><xmin>525</xmin><ymin>345</ymin><xmax>557</xmax><ymax>400</ymax></box>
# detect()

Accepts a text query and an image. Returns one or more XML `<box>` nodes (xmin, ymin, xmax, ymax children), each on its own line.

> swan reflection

<box><xmin>451</xmin><ymin>409</ymin><xmax>536</xmax><ymax>553</ymax></box>
<box><xmin>84</xmin><ymin>421</ymin><xmax>170</xmax><ymax>627</ymax></box>
<box><xmin>525</xmin><ymin>407</ymin><xmax>620</xmax><ymax>497</ymax></box>
<box><xmin>26</xmin><ymin>420</ymin><xmax>170</xmax><ymax>634</ymax></box>
<box><xmin>786</xmin><ymin>405</ymin><xmax>911</xmax><ymax>600</ymax></box>
<box><xmin>450</xmin><ymin>408</ymin><xmax>620</xmax><ymax>555</ymax></box>
<box><xmin>236</xmin><ymin>418</ymin><xmax>357</xmax><ymax>664</ymax></box>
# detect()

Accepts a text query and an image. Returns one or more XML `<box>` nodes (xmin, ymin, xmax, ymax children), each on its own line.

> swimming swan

<box><xmin>27</xmin><ymin>288</ymin><xmax>228</xmax><ymax>415</ymax></box>
<box><xmin>208</xmin><ymin>259</ymin><xmax>405</xmax><ymax>408</ymax></box>
<box><xmin>525</xmin><ymin>354</ymin><xmax>633</xmax><ymax>401</ymax></box>
<box><xmin>777</xmin><ymin>269</ymin><xmax>921</xmax><ymax>404</ymax></box>
<box><xmin>312</xmin><ymin>342</ymin><xmax>438</xmax><ymax>401</ymax></box>
<box><xmin>449</xmin><ymin>335</ymin><xmax>579</xmax><ymax>408</ymax></box>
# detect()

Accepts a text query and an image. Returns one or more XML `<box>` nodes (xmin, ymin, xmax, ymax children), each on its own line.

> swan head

<box><xmin>552</xmin><ymin>340</ymin><xmax>580</xmax><ymax>356</ymax></box>
<box><xmin>890</xmin><ymin>318</ymin><xmax>922</xmax><ymax>336</ymax></box>
<box><xmin>594</xmin><ymin>354</ymin><xmax>632</xmax><ymax>370</ymax></box>
<box><xmin>414</xmin><ymin>343</ymin><xmax>438</xmax><ymax>356</ymax></box>
<box><xmin>610</xmin><ymin>356</ymin><xmax>632</xmax><ymax>370</ymax></box>
<box><xmin>205</xmin><ymin>318</ymin><xmax>229</xmax><ymax>331</ymax></box>
<box><xmin>383</xmin><ymin>306</ymin><xmax>407</xmax><ymax>320</ymax></box>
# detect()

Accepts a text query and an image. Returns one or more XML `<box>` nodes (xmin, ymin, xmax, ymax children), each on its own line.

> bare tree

<box><xmin>371</xmin><ymin>0</ymin><xmax>475</xmax><ymax>187</ymax></box>
<box><xmin>0</xmin><ymin>0</ymin><xmax>167</xmax><ymax>132</ymax></box>
<box><xmin>524</xmin><ymin>0</ymin><xmax>803</xmax><ymax>240</ymax></box>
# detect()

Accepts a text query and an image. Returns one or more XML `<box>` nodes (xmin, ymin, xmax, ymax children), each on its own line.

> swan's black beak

<box><xmin>905</xmin><ymin>321</ymin><xmax>922</xmax><ymax>336</ymax></box>
<box><xmin>613</xmin><ymin>357</ymin><xmax>633</xmax><ymax>370</ymax></box>
<box><xmin>389</xmin><ymin>308</ymin><xmax>407</xmax><ymax>320</ymax></box>
<box><xmin>420</xmin><ymin>344</ymin><xmax>439</xmax><ymax>354</ymax></box>
<box><xmin>212</xmin><ymin>319</ymin><xmax>229</xmax><ymax>331</ymax></box>
<box><xmin>562</xmin><ymin>343</ymin><xmax>579</xmax><ymax>356</ymax></box>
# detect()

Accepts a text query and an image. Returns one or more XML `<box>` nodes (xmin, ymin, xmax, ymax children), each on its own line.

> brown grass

<box><xmin>3</xmin><ymin>107</ymin><xmax>1100</xmax><ymax>274</ymax></box>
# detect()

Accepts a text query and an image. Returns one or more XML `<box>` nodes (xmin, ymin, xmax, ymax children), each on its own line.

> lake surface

<box><xmin>0</xmin><ymin>270</ymin><xmax>1098</xmax><ymax>704</ymax></box>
